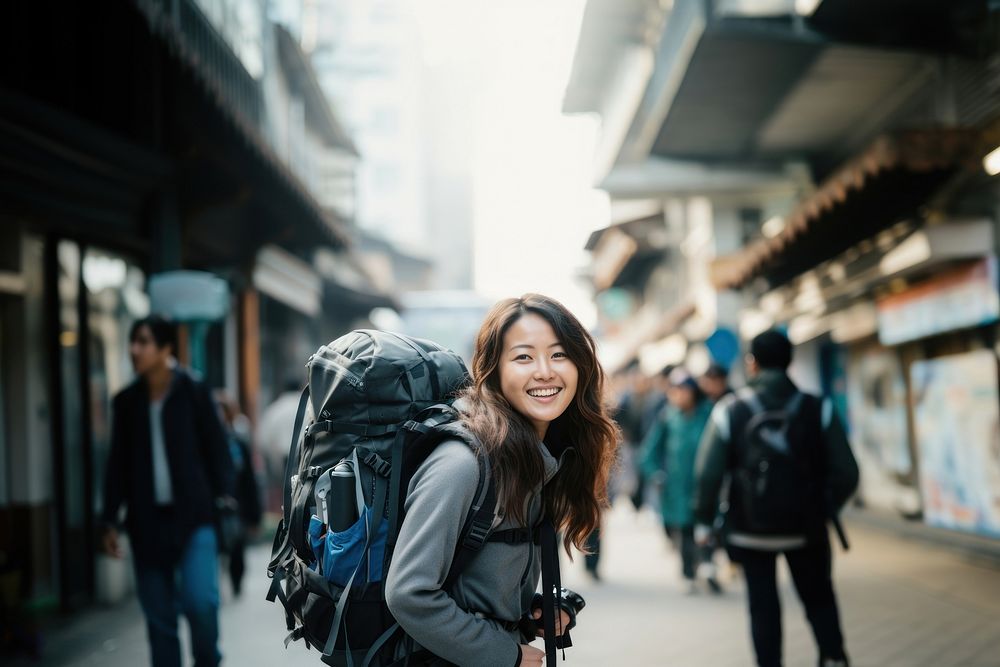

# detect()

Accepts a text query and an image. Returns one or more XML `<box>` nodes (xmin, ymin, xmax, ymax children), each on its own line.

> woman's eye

<box><xmin>552</xmin><ymin>351</ymin><xmax>567</xmax><ymax>359</ymax></box>
<box><xmin>514</xmin><ymin>354</ymin><xmax>531</xmax><ymax>361</ymax></box>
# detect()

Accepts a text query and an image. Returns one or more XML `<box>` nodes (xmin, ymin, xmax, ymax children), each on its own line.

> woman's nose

<box><xmin>534</xmin><ymin>358</ymin><xmax>554</xmax><ymax>379</ymax></box>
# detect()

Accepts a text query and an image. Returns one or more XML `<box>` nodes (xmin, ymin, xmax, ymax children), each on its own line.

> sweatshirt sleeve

<box><xmin>384</xmin><ymin>440</ymin><xmax>520</xmax><ymax>667</ymax></box>
<box><xmin>692</xmin><ymin>402</ymin><xmax>730</xmax><ymax>526</ymax></box>
<box><xmin>101</xmin><ymin>394</ymin><xmax>127</xmax><ymax>528</ymax></box>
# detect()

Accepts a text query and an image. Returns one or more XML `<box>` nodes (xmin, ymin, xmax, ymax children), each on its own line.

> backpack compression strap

<box><xmin>267</xmin><ymin>385</ymin><xmax>311</xmax><ymax>575</ymax></box>
<box><xmin>383</xmin><ymin>331</ymin><xmax>441</xmax><ymax>398</ymax></box>
<box><xmin>282</xmin><ymin>385</ymin><xmax>312</xmax><ymax>519</ymax></box>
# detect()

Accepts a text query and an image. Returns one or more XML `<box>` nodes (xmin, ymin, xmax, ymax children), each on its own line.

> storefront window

<box><xmin>83</xmin><ymin>248</ymin><xmax>148</xmax><ymax>520</ymax></box>
<box><xmin>846</xmin><ymin>344</ymin><xmax>918</xmax><ymax>516</ymax></box>
<box><xmin>0</xmin><ymin>233</ymin><xmax>56</xmax><ymax>606</ymax></box>
<box><xmin>57</xmin><ymin>240</ymin><xmax>88</xmax><ymax>605</ymax></box>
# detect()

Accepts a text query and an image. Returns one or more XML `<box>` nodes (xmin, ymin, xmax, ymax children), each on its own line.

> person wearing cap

<box><xmin>699</xmin><ymin>363</ymin><xmax>733</xmax><ymax>403</ymax></box>
<box><xmin>639</xmin><ymin>367</ymin><xmax>713</xmax><ymax>593</ymax></box>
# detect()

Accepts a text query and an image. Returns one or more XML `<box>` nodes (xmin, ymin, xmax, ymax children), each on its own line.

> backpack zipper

<box><xmin>308</xmin><ymin>351</ymin><xmax>365</xmax><ymax>389</ymax></box>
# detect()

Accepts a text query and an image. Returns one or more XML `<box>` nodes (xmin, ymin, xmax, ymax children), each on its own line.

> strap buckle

<box><xmin>363</xmin><ymin>451</ymin><xmax>392</xmax><ymax>478</ymax></box>
<box><xmin>462</xmin><ymin>517</ymin><xmax>492</xmax><ymax>550</ymax></box>
<box><xmin>284</xmin><ymin>626</ymin><xmax>305</xmax><ymax>648</ymax></box>
<box><xmin>403</xmin><ymin>419</ymin><xmax>430</xmax><ymax>434</ymax></box>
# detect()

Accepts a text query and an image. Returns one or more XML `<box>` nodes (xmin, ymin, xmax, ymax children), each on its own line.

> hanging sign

<box><xmin>877</xmin><ymin>257</ymin><xmax>999</xmax><ymax>346</ymax></box>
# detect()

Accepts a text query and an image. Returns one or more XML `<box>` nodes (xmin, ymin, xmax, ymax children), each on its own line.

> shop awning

<box><xmin>624</xmin><ymin>6</ymin><xmax>940</xmax><ymax>169</ymax></box>
<box><xmin>709</xmin><ymin>129</ymin><xmax>983</xmax><ymax>290</ymax></box>
<box><xmin>323</xmin><ymin>282</ymin><xmax>400</xmax><ymax>318</ymax></box>
<box><xmin>586</xmin><ymin>213</ymin><xmax>673</xmax><ymax>292</ymax></box>
<box><xmin>314</xmin><ymin>247</ymin><xmax>401</xmax><ymax>317</ymax></box>
<box><xmin>253</xmin><ymin>245</ymin><xmax>323</xmax><ymax>317</ymax></box>
<box><xmin>600</xmin><ymin>300</ymin><xmax>696</xmax><ymax>374</ymax></box>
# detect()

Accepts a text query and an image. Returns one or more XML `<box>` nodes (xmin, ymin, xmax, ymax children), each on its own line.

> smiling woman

<box><xmin>383</xmin><ymin>293</ymin><xmax>620</xmax><ymax>667</ymax></box>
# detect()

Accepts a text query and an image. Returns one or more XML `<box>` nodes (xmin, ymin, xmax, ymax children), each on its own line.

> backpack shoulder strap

<box><xmin>783</xmin><ymin>391</ymin><xmax>805</xmax><ymax>419</ymax></box>
<box><xmin>737</xmin><ymin>387</ymin><xmax>765</xmax><ymax>416</ymax></box>
<box><xmin>385</xmin><ymin>405</ymin><xmax>498</xmax><ymax>590</ymax></box>
<box><xmin>443</xmin><ymin>450</ymin><xmax>497</xmax><ymax>590</ymax></box>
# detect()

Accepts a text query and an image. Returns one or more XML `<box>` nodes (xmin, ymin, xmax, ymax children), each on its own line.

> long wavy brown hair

<box><xmin>456</xmin><ymin>293</ymin><xmax>620</xmax><ymax>554</ymax></box>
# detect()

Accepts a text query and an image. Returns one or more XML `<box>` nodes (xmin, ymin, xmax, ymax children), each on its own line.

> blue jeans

<box><xmin>135</xmin><ymin>525</ymin><xmax>221</xmax><ymax>667</ymax></box>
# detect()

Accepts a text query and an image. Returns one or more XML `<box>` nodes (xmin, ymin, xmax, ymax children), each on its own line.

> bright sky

<box><xmin>414</xmin><ymin>0</ymin><xmax>609</xmax><ymax>329</ymax></box>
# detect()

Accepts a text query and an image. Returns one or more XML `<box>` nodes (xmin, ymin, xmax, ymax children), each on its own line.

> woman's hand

<box><xmin>518</xmin><ymin>644</ymin><xmax>545</xmax><ymax>666</ymax></box>
<box><xmin>531</xmin><ymin>608</ymin><xmax>571</xmax><ymax>637</ymax></box>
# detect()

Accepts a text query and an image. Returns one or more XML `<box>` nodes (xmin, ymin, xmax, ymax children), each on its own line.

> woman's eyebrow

<box><xmin>509</xmin><ymin>342</ymin><xmax>563</xmax><ymax>351</ymax></box>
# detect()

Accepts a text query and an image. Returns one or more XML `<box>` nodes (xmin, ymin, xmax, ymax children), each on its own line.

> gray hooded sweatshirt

<box><xmin>384</xmin><ymin>437</ymin><xmax>564</xmax><ymax>667</ymax></box>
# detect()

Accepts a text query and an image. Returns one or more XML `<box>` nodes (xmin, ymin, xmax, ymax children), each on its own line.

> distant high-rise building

<box><xmin>269</xmin><ymin>0</ymin><xmax>476</xmax><ymax>290</ymax></box>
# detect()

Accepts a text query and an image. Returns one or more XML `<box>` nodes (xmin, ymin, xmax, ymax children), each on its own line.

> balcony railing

<box><xmin>134</xmin><ymin>0</ymin><xmax>264</xmax><ymax>130</ymax></box>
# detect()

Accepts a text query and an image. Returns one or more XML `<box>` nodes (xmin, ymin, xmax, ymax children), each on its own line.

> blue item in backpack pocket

<box><xmin>308</xmin><ymin>508</ymin><xmax>387</xmax><ymax>587</ymax></box>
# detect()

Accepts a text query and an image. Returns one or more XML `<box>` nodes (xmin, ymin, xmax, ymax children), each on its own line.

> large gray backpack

<box><xmin>265</xmin><ymin>330</ymin><xmax>509</xmax><ymax>666</ymax></box>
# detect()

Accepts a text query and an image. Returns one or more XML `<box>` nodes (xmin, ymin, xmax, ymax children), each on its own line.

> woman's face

<box><xmin>498</xmin><ymin>313</ymin><xmax>579</xmax><ymax>440</ymax></box>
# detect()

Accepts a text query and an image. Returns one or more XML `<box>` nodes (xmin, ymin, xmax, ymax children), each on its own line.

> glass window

<box><xmin>57</xmin><ymin>242</ymin><xmax>85</xmax><ymax>533</ymax></box>
<box><xmin>83</xmin><ymin>248</ymin><xmax>148</xmax><ymax>520</ymax></box>
<box><xmin>0</xmin><ymin>234</ymin><xmax>56</xmax><ymax>605</ymax></box>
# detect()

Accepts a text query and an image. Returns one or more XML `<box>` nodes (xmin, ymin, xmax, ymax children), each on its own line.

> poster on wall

<box><xmin>911</xmin><ymin>349</ymin><xmax>1000</xmax><ymax>537</ymax></box>
<box><xmin>846</xmin><ymin>346</ymin><xmax>919</xmax><ymax>514</ymax></box>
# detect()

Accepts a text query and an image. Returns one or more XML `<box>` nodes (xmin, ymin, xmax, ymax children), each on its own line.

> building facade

<box><xmin>566</xmin><ymin>0</ymin><xmax>1000</xmax><ymax>542</ymax></box>
<box><xmin>0</xmin><ymin>0</ymin><xmax>393</xmax><ymax>615</ymax></box>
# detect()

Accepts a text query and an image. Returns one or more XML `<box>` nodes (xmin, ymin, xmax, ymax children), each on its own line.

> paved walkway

<box><xmin>13</xmin><ymin>503</ymin><xmax>1000</xmax><ymax>666</ymax></box>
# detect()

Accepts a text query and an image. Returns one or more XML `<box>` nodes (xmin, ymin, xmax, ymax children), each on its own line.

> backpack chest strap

<box><xmin>487</xmin><ymin>527</ymin><xmax>538</xmax><ymax>545</ymax></box>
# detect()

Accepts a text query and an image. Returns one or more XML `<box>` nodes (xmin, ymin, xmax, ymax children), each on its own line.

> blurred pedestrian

<box><xmin>257</xmin><ymin>377</ymin><xmax>303</xmax><ymax>512</ymax></box>
<box><xmin>698</xmin><ymin>363</ymin><xmax>733</xmax><ymax>403</ymax></box>
<box><xmin>100</xmin><ymin>315</ymin><xmax>233</xmax><ymax>667</ymax></box>
<box><xmin>696</xmin><ymin>362</ymin><xmax>735</xmax><ymax>587</ymax></box>
<box><xmin>693</xmin><ymin>330</ymin><xmax>859</xmax><ymax>667</ymax></box>
<box><xmin>615</xmin><ymin>364</ymin><xmax>665</xmax><ymax>511</ymax></box>
<box><xmin>640</xmin><ymin>367</ymin><xmax>713</xmax><ymax>593</ymax></box>
<box><xmin>213</xmin><ymin>390</ymin><xmax>263</xmax><ymax>597</ymax></box>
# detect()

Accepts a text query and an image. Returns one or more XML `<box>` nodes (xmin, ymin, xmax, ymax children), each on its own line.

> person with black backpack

<box><xmin>265</xmin><ymin>294</ymin><xmax>618</xmax><ymax>667</ymax></box>
<box><xmin>692</xmin><ymin>330</ymin><xmax>859</xmax><ymax>667</ymax></box>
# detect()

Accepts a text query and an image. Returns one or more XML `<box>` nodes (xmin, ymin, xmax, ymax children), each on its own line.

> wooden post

<box><xmin>239</xmin><ymin>288</ymin><xmax>260</xmax><ymax>426</ymax></box>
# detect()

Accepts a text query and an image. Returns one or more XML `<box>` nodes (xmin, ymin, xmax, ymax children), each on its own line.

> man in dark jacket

<box><xmin>693</xmin><ymin>330</ymin><xmax>858</xmax><ymax>667</ymax></box>
<box><xmin>101</xmin><ymin>315</ymin><xmax>233</xmax><ymax>667</ymax></box>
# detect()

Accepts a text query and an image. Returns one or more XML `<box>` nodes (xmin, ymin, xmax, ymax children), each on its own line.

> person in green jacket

<box><xmin>640</xmin><ymin>367</ymin><xmax>713</xmax><ymax>592</ymax></box>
